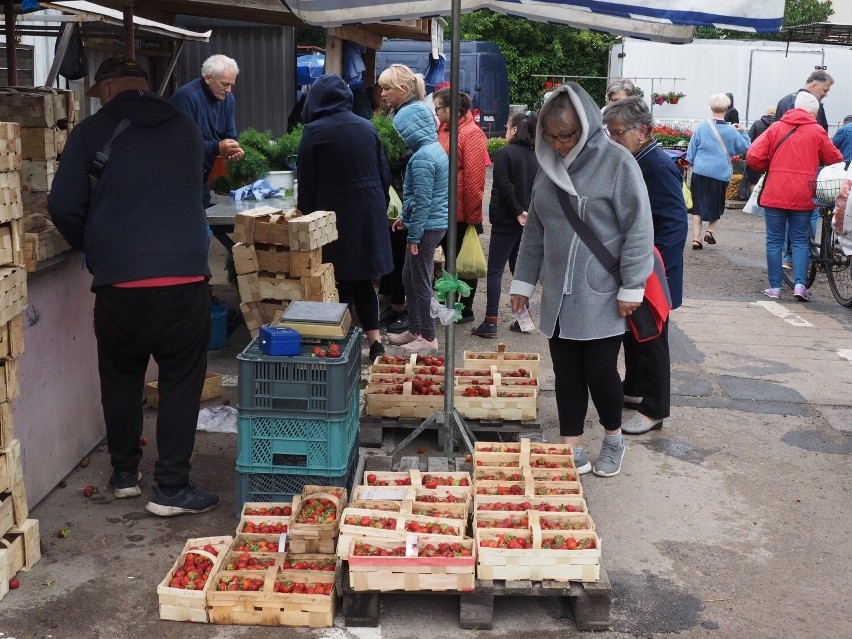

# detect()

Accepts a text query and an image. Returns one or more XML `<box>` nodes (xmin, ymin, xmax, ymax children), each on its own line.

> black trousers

<box><xmin>484</xmin><ymin>227</ymin><xmax>522</xmax><ymax>317</ymax></box>
<box><xmin>94</xmin><ymin>281</ymin><xmax>210</xmax><ymax>488</ymax></box>
<box><xmin>378</xmin><ymin>225</ymin><xmax>408</xmax><ymax>306</ymax></box>
<box><xmin>337</xmin><ymin>279</ymin><xmax>380</xmax><ymax>332</ymax></box>
<box><xmin>548</xmin><ymin>329</ymin><xmax>624</xmax><ymax>437</ymax></box>
<box><xmin>622</xmin><ymin>319</ymin><xmax>671</xmax><ymax>420</ymax></box>
<box><xmin>441</xmin><ymin>220</ymin><xmax>479</xmax><ymax>315</ymax></box>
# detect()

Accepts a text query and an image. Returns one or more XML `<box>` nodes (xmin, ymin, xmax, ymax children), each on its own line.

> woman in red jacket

<box><xmin>746</xmin><ymin>91</ymin><xmax>842</xmax><ymax>301</ymax></box>
<box><xmin>433</xmin><ymin>87</ymin><xmax>488</xmax><ymax>323</ymax></box>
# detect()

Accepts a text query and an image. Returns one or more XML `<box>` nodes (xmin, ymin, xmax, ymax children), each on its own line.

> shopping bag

<box><xmin>628</xmin><ymin>247</ymin><xmax>671</xmax><ymax>343</ymax></box>
<box><xmin>387</xmin><ymin>186</ymin><xmax>402</xmax><ymax>221</ymax></box>
<box><xmin>456</xmin><ymin>224</ymin><xmax>487</xmax><ymax>279</ymax></box>
<box><xmin>682</xmin><ymin>181</ymin><xmax>693</xmax><ymax>211</ymax></box>
<box><xmin>743</xmin><ymin>175</ymin><xmax>765</xmax><ymax>216</ymax></box>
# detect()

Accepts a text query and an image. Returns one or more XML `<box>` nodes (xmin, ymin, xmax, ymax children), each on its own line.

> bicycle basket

<box><xmin>810</xmin><ymin>179</ymin><xmax>844</xmax><ymax>208</ymax></box>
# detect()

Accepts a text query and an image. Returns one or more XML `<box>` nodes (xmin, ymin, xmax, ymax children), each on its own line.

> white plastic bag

<box><xmin>430</xmin><ymin>297</ymin><xmax>458</xmax><ymax>326</ymax></box>
<box><xmin>815</xmin><ymin>163</ymin><xmax>847</xmax><ymax>203</ymax></box>
<box><xmin>743</xmin><ymin>175</ymin><xmax>765</xmax><ymax>216</ymax></box>
<box><xmin>197</xmin><ymin>406</ymin><xmax>238</xmax><ymax>433</ymax></box>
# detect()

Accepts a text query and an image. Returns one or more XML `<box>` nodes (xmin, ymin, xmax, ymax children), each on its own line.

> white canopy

<box><xmin>286</xmin><ymin>0</ymin><xmax>785</xmax><ymax>43</ymax></box>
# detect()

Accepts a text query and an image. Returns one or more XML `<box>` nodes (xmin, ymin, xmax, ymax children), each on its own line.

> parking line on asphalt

<box><xmin>750</xmin><ymin>301</ymin><xmax>814</xmax><ymax>327</ymax></box>
<box><xmin>839</xmin><ymin>350</ymin><xmax>852</xmax><ymax>363</ymax></box>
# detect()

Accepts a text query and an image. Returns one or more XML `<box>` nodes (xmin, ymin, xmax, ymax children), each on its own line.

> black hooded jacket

<box><xmin>49</xmin><ymin>90</ymin><xmax>210</xmax><ymax>288</ymax></box>
<box><xmin>297</xmin><ymin>74</ymin><xmax>392</xmax><ymax>281</ymax></box>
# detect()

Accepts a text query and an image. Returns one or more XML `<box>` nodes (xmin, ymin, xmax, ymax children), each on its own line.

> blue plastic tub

<box><xmin>236</xmin><ymin>389</ymin><xmax>359</xmax><ymax>475</ymax></box>
<box><xmin>209</xmin><ymin>301</ymin><xmax>229</xmax><ymax>350</ymax></box>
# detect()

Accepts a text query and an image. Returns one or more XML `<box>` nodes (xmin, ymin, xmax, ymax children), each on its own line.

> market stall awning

<box><xmin>284</xmin><ymin>0</ymin><xmax>786</xmax><ymax>43</ymax></box>
<box><xmin>783</xmin><ymin>22</ymin><xmax>852</xmax><ymax>46</ymax></box>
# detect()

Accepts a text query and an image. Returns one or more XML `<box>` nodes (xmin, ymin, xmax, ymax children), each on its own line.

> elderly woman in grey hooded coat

<box><xmin>509</xmin><ymin>82</ymin><xmax>654</xmax><ymax>478</ymax></box>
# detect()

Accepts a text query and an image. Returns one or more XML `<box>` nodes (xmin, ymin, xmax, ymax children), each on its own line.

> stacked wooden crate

<box><xmin>0</xmin><ymin>120</ymin><xmax>38</xmax><ymax>601</ymax></box>
<box><xmin>0</xmin><ymin>87</ymin><xmax>78</xmax><ymax>272</ymax></box>
<box><xmin>232</xmin><ymin>206</ymin><xmax>339</xmax><ymax>336</ymax></box>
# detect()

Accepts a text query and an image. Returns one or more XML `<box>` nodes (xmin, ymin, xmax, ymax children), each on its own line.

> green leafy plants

<box><xmin>487</xmin><ymin>137</ymin><xmax>508</xmax><ymax>161</ymax></box>
<box><xmin>371</xmin><ymin>115</ymin><xmax>406</xmax><ymax>166</ymax></box>
<box><xmin>228</xmin><ymin>146</ymin><xmax>270</xmax><ymax>187</ymax></box>
<box><xmin>271</xmin><ymin>124</ymin><xmax>303</xmax><ymax>170</ymax></box>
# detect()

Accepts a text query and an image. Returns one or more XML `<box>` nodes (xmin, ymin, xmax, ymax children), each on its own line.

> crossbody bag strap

<box><xmin>554</xmin><ymin>187</ymin><xmax>621</xmax><ymax>280</ymax></box>
<box><xmin>89</xmin><ymin>117</ymin><xmax>132</xmax><ymax>193</ymax></box>
<box><xmin>757</xmin><ymin>125</ymin><xmax>798</xmax><ymax>207</ymax></box>
<box><xmin>707</xmin><ymin>119</ymin><xmax>730</xmax><ymax>157</ymax></box>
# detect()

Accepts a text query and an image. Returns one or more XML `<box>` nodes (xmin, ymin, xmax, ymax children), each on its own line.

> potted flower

<box><xmin>665</xmin><ymin>91</ymin><xmax>686</xmax><ymax>104</ymax></box>
<box><xmin>651</xmin><ymin>92</ymin><xmax>666</xmax><ymax>106</ymax></box>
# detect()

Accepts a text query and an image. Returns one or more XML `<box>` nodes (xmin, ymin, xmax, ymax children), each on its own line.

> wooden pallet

<box><xmin>340</xmin><ymin>564</ymin><xmax>611</xmax><ymax>631</ymax></box>
<box><xmin>359</xmin><ymin>415</ymin><xmax>542</xmax><ymax>448</ymax></box>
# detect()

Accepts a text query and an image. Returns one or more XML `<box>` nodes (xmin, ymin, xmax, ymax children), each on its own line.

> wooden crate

<box><xmin>409</xmin><ymin>500</ymin><xmax>467</xmax><ymax>521</ymax></box>
<box><xmin>463</xmin><ymin>343</ymin><xmax>541</xmax><ymax>377</ymax></box>
<box><xmin>473</xmin><ymin>479</ymin><xmax>532</xmax><ymax>498</ymax></box>
<box><xmin>300</xmin><ymin>262</ymin><xmax>337</xmax><ymax>302</ymax></box>
<box><xmin>146</xmin><ymin>372</ymin><xmax>222</xmax><ymax>409</ymax></box>
<box><xmin>241</xmin><ymin>502</ymin><xmax>293</xmax><ymax>518</ymax></box>
<box><xmin>9</xmin><ymin>478</ymin><xmax>26</xmax><ymax>525</ymax></box>
<box><xmin>0</xmin><ymin>267</ymin><xmax>27</xmax><ymax>327</ymax></box>
<box><xmin>239</xmin><ymin>299</ymin><xmax>288</xmax><ymax>337</ymax></box>
<box><xmin>233</xmin><ymin>207</ymin><xmax>298</xmax><ymax>246</ymax></box>
<box><xmin>289</xmin><ymin>248</ymin><xmax>323</xmax><ymax>277</ymax></box>
<box><xmin>475</xmin><ymin>528</ymin><xmax>601</xmax><ymax>582</ymax></box>
<box><xmin>474</xmin><ymin>467</ymin><xmax>528</xmax><ymax>483</ymax></box>
<box><xmin>337</xmin><ymin>508</ymin><xmax>407</xmax><ymax>559</ymax></box>
<box><xmin>473</xmin><ymin>494</ymin><xmax>588</xmax><ymax>514</ymax></box>
<box><xmin>20</xmin><ymin>126</ymin><xmax>65</xmax><ymax>160</ymax></box>
<box><xmin>281</xmin><ymin>553</ymin><xmax>338</xmax><ymax>575</ymax></box>
<box><xmin>287</xmin><ymin>210</ymin><xmax>337</xmax><ymax>251</ymax></box>
<box><xmin>239</xmin><ymin>271</ymin><xmax>303</xmax><ymax>302</ymax></box>
<box><xmin>0</xmin><ymin>313</ymin><xmax>24</xmax><ymax>361</ymax></box>
<box><xmin>472</xmin><ymin>451</ymin><xmax>526</xmax><ymax>469</ymax></box>
<box><xmin>0</xmin><ymin>219</ymin><xmax>22</xmax><ymax>267</ymax></box>
<box><xmin>0</xmin><ymin>491</ymin><xmax>13</xmax><ymax>538</ymax></box>
<box><xmin>530</xmin><ymin>452</ymin><xmax>577</xmax><ymax>469</ymax></box>
<box><xmin>20</xmin><ymin>159</ymin><xmax>56</xmax><ymax>192</ymax></box>
<box><xmin>530</xmin><ymin>467</ymin><xmax>580</xmax><ymax>483</ymax></box>
<box><xmin>455</xmin><ymin>385</ymin><xmax>537</xmax><ymax>421</ymax></box>
<box><xmin>20</xmin><ymin>189</ymin><xmax>46</xmax><ymax>214</ymax></box>
<box><xmin>0</xmin><ymin>439</ymin><xmax>22</xmax><ymax>493</ymax></box>
<box><xmin>403</xmin><ymin>513</ymin><xmax>466</xmax><ymax>540</ymax></box>
<box><xmin>362</xmin><ymin>470</ymin><xmax>414</xmax><ymax>488</ymax></box>
<box><xmin>235</xmin><ymin>515</ymin><xmax>290</xmax><ymax>538</ymax></box>
<box><xmin>23</xmin><ymin>215</ymin><xmax>70</xmax><ymax>272</ymax></box>
<box><xmin>207</xmin><ymin>566</ymin><xmax>335</xmax><ymax>627</ymax></box>
<box><xmin>157</xmin><ymin>535</ymin><xmax>233</xmax><ymax>623</ymax></box>
<box><xmin>0</xmin><ymin>401</ymin><xmax>12</xmax><ymax>448</ymax></box>
<box><xmin>0</xmin><ymin>122</ymin><xmax>21</xmax><ymax>173</ymax></box>
<box><xmin>288</xmin><ymin>487</ymin><xmax>347</xmax><ymax>554</ymax></box>
<box><xmin>0</xmin><ymin>89</ymin><xmax>58</xmax><ymax>127</ymax></box>
<box><xmin>529</xmin><ymin>442</ymin><xmax>575</xmax><ymax>457</ymax></box>
<box><xmin>0</xmin><ymin>528</ymin><xmax>24</xmax><ymax>576</ymax></box>
<box><xmin>6</xmin><ymin>517</ymin><xmax>39</xmax><ymax>571</ymax></box>
<box><xmin>348</xmin><ymin>537</ymin><xmax>476</xmax><ymax>592</ymax></box>
<box><xmin>0</xmin><ymin>357</ymin><xmax>19</xmax><ymax>403</ymax></box>
<box><xmin>365</xmin><ymin>381</ymin><xmax>444</xmax><ymax>419</ymax></box>
<box><xmin>532</xmin><ymin>480</ymin><xmax>584</xmax><ymax>498</ymax></box>
<box><xmin>532</xmin><ymin>510</ymin><xmax>596</xmax><ymax>532</ymax></box>
<box><xmin>0</xmin><ymin>184</ymin><xmax>22</xmax><ymax>225</ymax></box>
<box><xmin>351</xmin><ymin>484</ymin><xmax>413</xmax><ymax>501</ymax></box>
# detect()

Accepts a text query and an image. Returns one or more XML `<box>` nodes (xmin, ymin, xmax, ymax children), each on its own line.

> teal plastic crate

<box><xmin>236</xmin><ymin>443</ymin><xmax>358</xmax><ymax>509</ymax></box>
<box><xmin>236</xmin><ymin>389</ymin><xmax>359</xmax><ymax>475</ymax></box>
<box><xmin>237</xmin><ymin>327</ymin><xmax>361</xmax><ymax>417</ymax></box>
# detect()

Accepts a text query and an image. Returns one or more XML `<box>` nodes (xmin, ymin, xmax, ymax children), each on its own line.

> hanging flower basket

<box><xmin>665</xmin><ymin>92</ymin><xmax>686</xmax><ymax>104</ymax></box>
<box><xmin>651</xmin><ymin>93</ymin><xmax>666</xmax><ymax>106</ymax></box>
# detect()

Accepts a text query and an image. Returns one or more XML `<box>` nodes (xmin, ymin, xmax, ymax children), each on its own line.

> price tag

<box><xmin>361</xmin><ymin>488</ymin><xmax>408</xmax><ymax>500</ymax></box>
<box><xmin>405</xmin><ymin>533</ymin><xmax>419</xmax><ymax>557</ymax></box>
<box><xmin>278</xmin><ymin>533</ymin><xmax>288</xmax><ymax>553</ymax></box>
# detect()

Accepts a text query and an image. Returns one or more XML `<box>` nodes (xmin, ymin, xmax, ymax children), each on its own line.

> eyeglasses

<box><xmin>542</xmin><ymin>128</ymin><xmax>580</xmax><ymax>144</ymax></box>
<box><xmin>435</xmin><ymin>105</ymin><xmax>450</xmax><ymax>112</ymax></box>
<box><xmin>605</xmin><ymin>126</ymin><xmax>638</xmax><ymax>139</ymax></box>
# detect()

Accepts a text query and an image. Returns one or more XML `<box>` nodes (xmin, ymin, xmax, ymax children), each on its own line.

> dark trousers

<box><xmin>622</xmin><ymin>319</ymin><xmax>671</xmax><ymax>420</ymax></box>
<box><xmin>337</xmin><ymin>279</ymin><xmax>380</xmax><ymax>332</ymax></box>
<box><xmin>94</xmin><ymin>282</ymin><xmax>210</xmax><ymax>488</ymax></box>
<box><xmin>378</xmin><ymin>225</ymin><xmax>408</xmax><ymax>306</ymax></box>
<box><xmin>484</xmin><ymin>227</ymin><xmax>522</xmax><ymax>317</ymax></box>
<box><xmin>403</xmin><ymin>229</ymin><xmax>445</xmax><ymax>341</ymax></box>
<box><xmin>548</xmin><ymin>329</ymin><xmax>623</xmax><ymax>437</ymax></box>
<box><xmin>441</xmin><ymin>220</ymin><xmax>479</xmax><ymax>315</ymax></box>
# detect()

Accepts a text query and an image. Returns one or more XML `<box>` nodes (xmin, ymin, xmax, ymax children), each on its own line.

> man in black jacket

<box><xmin>776</xmin><ymin>70</ymin><xmax>833</xmax><ymax>132</ymax></box>
<box><xmin>49</xmin><ymin>57</ymin><xmax>220</xmax><ymax>517</ymax></box>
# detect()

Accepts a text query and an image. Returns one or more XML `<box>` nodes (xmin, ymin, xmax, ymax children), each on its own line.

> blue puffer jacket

<box><xmin>392</xmin><ymin>103</ymin><xmax>449</xmax><ymax>244</ymax></box>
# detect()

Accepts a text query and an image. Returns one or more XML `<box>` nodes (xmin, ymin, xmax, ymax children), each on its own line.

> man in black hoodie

<box><xmin>49</xmin><ymin>57</ymin><xmax>220</xmax><ymax>517</ymax></box>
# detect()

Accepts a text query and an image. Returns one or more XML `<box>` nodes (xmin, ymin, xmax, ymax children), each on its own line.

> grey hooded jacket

<box><xmin>509</xmin><ymin>82</ymin><xmax>654</xmax><ymax>340</ymax></box>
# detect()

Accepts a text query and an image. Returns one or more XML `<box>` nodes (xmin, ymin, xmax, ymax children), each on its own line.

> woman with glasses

<box><xmin>602</xmin><ymin>78</ymin><xmax>636</xmax><ymax>113</ymax></box>
<box><xmin>603</xmin><ymin>97</ymin><xmax>688</xmax><ymax>435</ymax></box>
<box><xmin>433</xmin><ymin>86</ymin><xmax>489</xmax><ymax>324</ymax></box>
<box><xmin>509</xmin><ymin>83</ymin><xmax>654</xmax><ymax>478</ymax></box>
<box><xmin>685</xmin><ymin>93</ymin><xmax>750</xmax><ymax>249</ymax></box>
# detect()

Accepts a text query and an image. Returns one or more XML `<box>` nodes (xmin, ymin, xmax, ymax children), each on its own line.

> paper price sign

<box><xmin>278</xmin><ymin>533</ymin><xmax>288</xmax><ymax>553</ymax></box>
<box><xmin>405</xmin><ymin>533</ymin><xmax>419</xmax><ymax>557</ymax></box>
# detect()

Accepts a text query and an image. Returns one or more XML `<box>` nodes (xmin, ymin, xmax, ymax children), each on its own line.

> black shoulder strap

<box><xmin>555</xmin><ymin>187</ymin><xmax>621</xmax><ymax>277</ymax></box>
<box><xmin>89</xmin><ymin>118</ymin><xmax>132</xmax><ymax>193</ymax></box>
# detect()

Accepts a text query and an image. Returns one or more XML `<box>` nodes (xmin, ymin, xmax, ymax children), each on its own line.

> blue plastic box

<box><xmin>259</xmin><ymin>325</ymin><xmax>301</xmax><ymax>356</ymax></box>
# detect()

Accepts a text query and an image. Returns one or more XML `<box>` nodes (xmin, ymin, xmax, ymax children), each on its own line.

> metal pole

<box><xmin>4</xmin><ymin>0</ymin><xmax>17</xmax><ymax>87</ymax></box>
<box><xmin>123</xmin><ymin>2</ymin><xmax>135</xmax><ymax>61</ymax></box>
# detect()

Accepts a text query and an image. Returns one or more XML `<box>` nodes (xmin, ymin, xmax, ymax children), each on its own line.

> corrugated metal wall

<box><xmin>176</xmin><ymin>25</ymin><xmax>295</xmax><ymax>138</ymax></box>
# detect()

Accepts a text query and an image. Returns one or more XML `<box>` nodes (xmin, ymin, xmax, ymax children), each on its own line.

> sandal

<box><xmin>692</xmin><ymin>240</ymin><xmax>703</xmax><ymax>250</ymax></box>
<box><xmin>704</xmin><ymin>231</ymin><xmax>716</xmax><ymax>245</ymax></box>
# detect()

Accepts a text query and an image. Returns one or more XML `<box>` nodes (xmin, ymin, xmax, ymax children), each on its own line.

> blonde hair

<box><xmin>377</xmin><ymin>64</ymin><xmax>426</xmax><ymax>102</ymax></box>
<box><xmin>709</xmin><ymin>93</ymin><xmax>731</xmax><ymax>113</ymax></box>
<box><xmin>764</xmin><ymin>106</ymin><xmax>776</xmax><ymax>117</ymax></box>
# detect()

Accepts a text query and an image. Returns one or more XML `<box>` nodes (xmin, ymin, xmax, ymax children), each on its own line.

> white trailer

<box><xmin>608</xmin><ymin>38</ymin><xmax>852</xmax><ymax>134</ymax></box>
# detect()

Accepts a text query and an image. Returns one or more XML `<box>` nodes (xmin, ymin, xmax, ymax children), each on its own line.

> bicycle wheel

<box><xmin>826</xmin><ymin>226</ymin><xmax>852</xmax><ymax>307</ymax></box>
<box><xmin>781</xmin><ymin>216</ymin><xmax>819</xmax><ymax>289</ymax></box>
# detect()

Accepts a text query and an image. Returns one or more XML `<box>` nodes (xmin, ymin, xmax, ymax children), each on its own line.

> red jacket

<box><xmin>746</xmin><ymin>109</ymin><xmax>843</xmax><ymax>211</ymax></box>
<box><xmin>438</xmin><ymin>112</ymin><xmax>487</xmax><ymax>224</ymax></box>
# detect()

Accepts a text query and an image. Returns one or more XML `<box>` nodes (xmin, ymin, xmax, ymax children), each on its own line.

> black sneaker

<box><xmin>110</xmin><ymin>471</ymin><xmax>142</xmax><ymax>499</ymax></box>
<box><xmin>471</xmin><ymin>321</ymin><xmax>497</xmax><ymax>338</ymax></box>
<box><xmin>387</xmin><ymin>314</ymin><xmax>409</xmax><ymax>334</ymax></box>
<box><xmin>509</xmin><ymin>320</ymin><xmax>522</xmax><ymax>333</ymax></box>
<box><xmin>457</xmin><ymin>311</ymin><xmax>475</xmax><ymax>325</ymax></box>
<box><xmin>379</xmin><ymin>307</ymin><xmax>405</xmax><ymax>327</ymax></box>
<box><xmin>145</xmin><ymin>482</ymin><xmax>221</xmax><ymax>517</ymax></box>
<box><xmin>369</xmin><ymin>340</ymin><xmax>385</xmax><ymax>361</ymax></box>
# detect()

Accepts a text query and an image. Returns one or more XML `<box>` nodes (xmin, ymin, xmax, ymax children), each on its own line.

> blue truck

<box><xmin>376</xmin><ymin>40</ymin><xmax>510</xmax><ymax>137</ymax></box>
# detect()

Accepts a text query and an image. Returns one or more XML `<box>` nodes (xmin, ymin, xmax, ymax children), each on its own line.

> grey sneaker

<box><xmin>593</xmin><ymin>438</ymin><xmax>625</xmax><ymax>477</ymax></box>
<box><xmin>145</xmin><ymin>482</ymin><xmax>220</xmax><ymax>517</ymax></box>
<box><xmin>573</xmin><ymin>447</ymin><xmax>592</xmax><ymax>475</ymax></box>
<box><xmin>110</xmin><ymin>471</ymin><xmax>142</xmax><ymax>498</ymax></box>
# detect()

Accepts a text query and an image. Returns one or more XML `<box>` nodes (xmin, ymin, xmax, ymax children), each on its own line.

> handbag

<box><xmin>757</xmin><ymin>126</ymin><xmax>798</xmax><ymax>208</ymax></box>
<box><xmin>555</xmin><ymin>189</ymin><xmax>671</xmax><ymax>342</ymax></box>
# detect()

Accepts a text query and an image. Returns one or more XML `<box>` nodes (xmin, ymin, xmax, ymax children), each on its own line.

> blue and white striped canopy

<box><xmin>285</xmin><ymin>1</ymin><xmax>785</xmax><ymax>43</ymax></box>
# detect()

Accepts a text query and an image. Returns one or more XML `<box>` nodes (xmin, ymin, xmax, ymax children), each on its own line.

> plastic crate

<box><xmin>236</xmin><ymin>389</ymin><xmax>359</xmax><ymax>474</ymax></box>
<box><xmin>236</xmin><ymin>443</ymin><xmax>359</xmax><ymax>508</ymax></box>
<box><xmin>237</xmin><ymin>327</ymin><xmax>362</xmax><ymax>417</ymax></box>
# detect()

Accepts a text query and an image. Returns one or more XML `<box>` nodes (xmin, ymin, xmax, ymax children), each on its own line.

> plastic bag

<box><xmin>815</xmin><ymin>162</ymin><xmax>847</xmax><ymax>204</ymax></box>
<box><xmin>682</xmin><ymin>181</ymin><xmax>693</xmax><ymax>211</ymax></box>
<box><xmin>197</xmin><ymin>406</ymin><xmax>238</xmax><ymax>433</ymax></box>
<box><xmin>743</xmin><ymin>175</ymin><xmax>765</xmax><ymax>216</ymax></box>
<box><xmin>430</xmin><ymin>297</ymin><xmax>458</xmax><ymax>325</ymax></box>
<box><xmin>456</xmin><ymin>225</ymin><xmax>487</xmax><ymax>279</ymax></box>
<box><xmin>387</xmin><ymin>186</ymin><xmax>402</xmax><ymax>221</ymax></box>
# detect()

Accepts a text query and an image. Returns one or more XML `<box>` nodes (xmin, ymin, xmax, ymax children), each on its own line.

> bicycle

<box><xmin>781</xmin><ymin>179</ymin><xmax>852</xmax><ymax>307</ymax></box>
